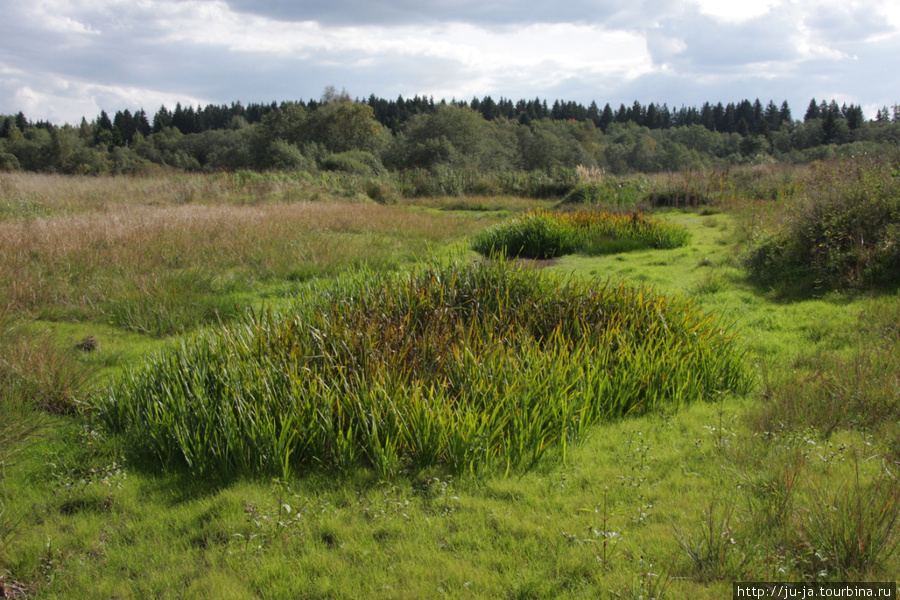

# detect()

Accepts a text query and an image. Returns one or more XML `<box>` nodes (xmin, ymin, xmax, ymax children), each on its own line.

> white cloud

<box><xmin>691</xmin><ymin>0</ymin><xmax>779</xmax><ymax>22</ymax></box>
<box><xmin>1</xmin><ymin>62</ymin><xmax>210</xmax><ymax>124</ymax></box>
<box><xmin>146</xmin><ymin>5</ymin><xmax>655</xmax><ymax>101</ymax></box>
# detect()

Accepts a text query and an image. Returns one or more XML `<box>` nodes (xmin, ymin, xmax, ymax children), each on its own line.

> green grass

<box><xmin>2</xmin><ymin>167</ymin><xmax>900</xmax><ymax>598</ymax></box>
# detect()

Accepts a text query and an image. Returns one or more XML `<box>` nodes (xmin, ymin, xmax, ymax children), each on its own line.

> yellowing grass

<box><xmin>0</xmin><ymin>199</ymin><xmax>481</xmax><ymax>334</ymax></box>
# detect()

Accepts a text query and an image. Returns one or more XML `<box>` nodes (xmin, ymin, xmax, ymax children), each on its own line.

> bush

<box><xmin>321</xmin><ymin>150</ymin><xmax>383</xmax><ymax>175</ymax></box>
<box><xmin>0</xmin><ymin>152</ymin><xmax>20</xmax><ymax>171</ymax></box>
<box><xmin>364</xmin><ymin>181</ymin><xmax>395</xmax><ymax>205</ymax></box>
<box><xmin>744</xmin><ymin>155</ymin><xmax>900</xmax><ymax>291</ymax></box>
<box><xmin>267</xmin><ymin>140</ymin><xmax>315</xmax><ymax>172</ymax></box>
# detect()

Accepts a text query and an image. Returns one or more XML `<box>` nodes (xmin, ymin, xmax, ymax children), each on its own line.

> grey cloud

<box><xmin>223</xmin><ymin>0</ymin><xmax>636</xmax><ymax>27</ymax></box>
<box><xmin>804</xmin><ymin>4</ymin><xmax>893</xmax><ymax>44</ymax></box>
<box><xmin>2</xmin><ymin>0</ymin><xmax>897</xmax><ymax>126</ymax></box>
<box><xmin>1</xmin><ymin>4</ymin><xmax>166</xmax><ymax>88</ymax></box>
<box><xmin>614</xmin><ymin>71</ymin><xmax>794</xmax><ymax>109</ymax></box>
<box><xmin>645</xmin><ymin>6</ymin><xmax>800</xmax><ymax>70</ymax></box>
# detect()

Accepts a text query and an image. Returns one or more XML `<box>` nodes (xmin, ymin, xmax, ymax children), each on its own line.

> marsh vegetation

<box><xmin>1</xmin><ymin>154</ymin><xmax>899</xmax><ymax>598</ymax></box>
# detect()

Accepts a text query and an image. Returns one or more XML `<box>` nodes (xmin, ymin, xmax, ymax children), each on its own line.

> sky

<box><xmin>1</xmin><ymin>0</ymin><xmax>898</xmax><ymax>126</ymax></box>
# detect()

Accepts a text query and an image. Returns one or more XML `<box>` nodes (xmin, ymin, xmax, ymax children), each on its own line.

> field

<box><xmin>1</xmin><ymin>162</ymin><xmax>899</xmax><ymax>599</ymax></box>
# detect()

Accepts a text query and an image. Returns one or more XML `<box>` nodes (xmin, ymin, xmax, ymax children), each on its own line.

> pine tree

<box><xmin>713</xmin><ymin>103</ymin><xmax>726</xmax><ymax>132</ymax></box>
<box><xmin>153</xmin><ymin>105</ymin><xmax>173</xmax><ymax>132</ymax></box>
<box><xmin>779</xmin><ymin>101</ymin><xmax>792</xmax><ymax>125</ymax></box>
<box><xmin>599</xmin><ymin>104</ymin><xmax>614</xmax><ymax>132</ymax></box>
<box><xmin>722</xmin><ymin>103</ymin><xmax>737</xmax><ymax>133</ymax></box>
<box><xmin>630</xmin><ymin>100</ymin><xmax>645</xmax><ymax>125</ymax></box>
<box><xmin>135</xmin><ymin>109</ymin><xmax>152</xmax><ymax>137</ymax></box>
<box><xmin>78</xmin><ymin>117</ymin><xmax>92</xmax><ymax>140</ymax></box>
<box><xmin>97</xmin><ymin>110</ymin><xmax>113</xmax><ymax>131</ymax></box>
<box><xmin>479</xmin><ymin>96</ymin><xmax>497</xmax><ymax>120</ymax></box>
<box><xmin>822</xmin><ymin>109</ymin><xmax>839</xmax><ymax>143</ymax></box>
<box><xmin>764</xmin><ymin>100</ymin><xmax>781</xmax><ymax>131</ymax></box>
<box><xmin>804</xmin><ymin>99</ymin><xmax>820</xmax><ymax>122</ymax></box>
<box><xmin>659</xmin><ymin>103</ymin><xmax>672</xmax><ymax>129</ymax></box>
<box><xmin>645</xmin><ymin>103</ymin><xmax>659</xmax><ymax>129</ymax></box>
<box><xmin>113</xmin><ymin>109</ymin><xmax>135</xmax><ymax>146</ymax></box>
<box><xmin>843</xmin><ymin>104</ymin><xmax>864</xmax><ymax>129</ymax></box>
<box><xmin>587</xmin><ymin>101</ymin><xmax>601</xmax><ymax>127</ymax></box>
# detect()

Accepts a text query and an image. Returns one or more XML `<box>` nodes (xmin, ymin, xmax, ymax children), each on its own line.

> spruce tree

<box><xmin>804</xmin><ymin>99</ymin><xmax>820</xmax><ymax>122</ymax></box>
<box><xmin>153</xmin><ymin>106</ymin><xmax>173</xmax><ymax>132</ymax></box>
<box><xmin>600</xmin><ymin>104</ymin><xmax>614</xmax><ymax>132</ymax></box>
<box><xmin>779</xmin><ymin>101</ymin><xmax>792</xmax><ymax>125</ymax></box>
<box><xmin>587</xmin><ymin>101</ymin><xmax>601</xmax><ymax>127</ymax></box>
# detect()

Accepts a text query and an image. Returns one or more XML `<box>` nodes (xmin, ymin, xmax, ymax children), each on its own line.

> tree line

<box><xmin>1</xmin><ymin>91</ymin><xmax>899</xmax><ymax>177</ymax></box>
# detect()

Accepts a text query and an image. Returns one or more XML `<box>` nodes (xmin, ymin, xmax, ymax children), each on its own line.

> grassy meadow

<box><xmin>1</xmin><ymin>161</ymin><xmax>899</xmax><ymax>599</ymax></box>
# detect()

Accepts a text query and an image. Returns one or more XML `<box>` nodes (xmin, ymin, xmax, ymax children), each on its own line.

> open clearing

<box><xmin>1</xmin><ymin>169</ymin><xmax>898</xmax><ymax>599</ymax></box>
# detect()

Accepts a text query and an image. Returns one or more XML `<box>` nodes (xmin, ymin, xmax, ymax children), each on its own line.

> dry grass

<box><xmin>0</xmin><ymin>173</ymin><xmax>486</xmax><ymax>332</ymax></box>
<box><xmin>1</xmin><ymin>172</ymin><xmax>222</xmax><ymax>217</ymax></box>
<box><xmin>0</xmin><ymin>170</ymin><xmax>372</xmax><ymax>220</ymax></box>
<box><xmin>644</xmin><ymin>163</ymin><xmax>805</xmax><ymax>210</ymax></box>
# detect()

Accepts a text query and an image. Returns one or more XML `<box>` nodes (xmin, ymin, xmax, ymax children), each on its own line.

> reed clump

<box><xmin>96</xmin><ymin>258</ymin><xmax>751</xmax><ymax>479</ymax></box>
<box><xmin>470</xmin><ymin>208</ymin><xmax>691</xmax><ymax>259</ymax></box>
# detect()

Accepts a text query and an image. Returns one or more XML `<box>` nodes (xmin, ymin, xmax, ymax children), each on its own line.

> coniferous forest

<box><xmin>2</xmin><ymin>92</ymin><xmax>898</xmax><ymax>179</ymax></box>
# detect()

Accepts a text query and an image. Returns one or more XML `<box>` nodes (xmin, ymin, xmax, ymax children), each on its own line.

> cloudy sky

<box><xmin>2</xmin><ymin>0</ymin><xmax>898</xmax><ymax>125</ymax></box>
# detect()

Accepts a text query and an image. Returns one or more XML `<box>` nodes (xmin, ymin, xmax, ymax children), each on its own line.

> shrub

<box><xmin>321</xmin><ymin>150</ymin><xmax>382</xmax><ymax>175</ymax></box>
<box><xmin>267</xmin><ymin>140</ymin><xmax>314</xmax><ymax>172</ymax></box>
<box><xmin>364</xmin><ymin>181</ymin><xmax>395</xmax><ymax>205</ymax></box>
<box><xmin>743</xmin><ymin>155</ymin><xmax>900</xmax><ymax>291</ymax></box>
<box><xmin>0</xmin><ymin>152</ymin><xmax>20</xmax><ymax>172</ymax></box>
<box><xmin>95</xmin><ymin>258</ymin><xmax>751</xmax><ymax>478</ymax></box>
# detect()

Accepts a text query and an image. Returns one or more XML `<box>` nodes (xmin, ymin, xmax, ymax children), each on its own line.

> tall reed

<box><xmin>470</xmin><ymin>208</ymin><xmax>691</xmax><ymax>259</ymax></box>
<box><xmin>96</xmin><ymin>258</ymin><xmax>752</xmax><ymax>479</ymax></box>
